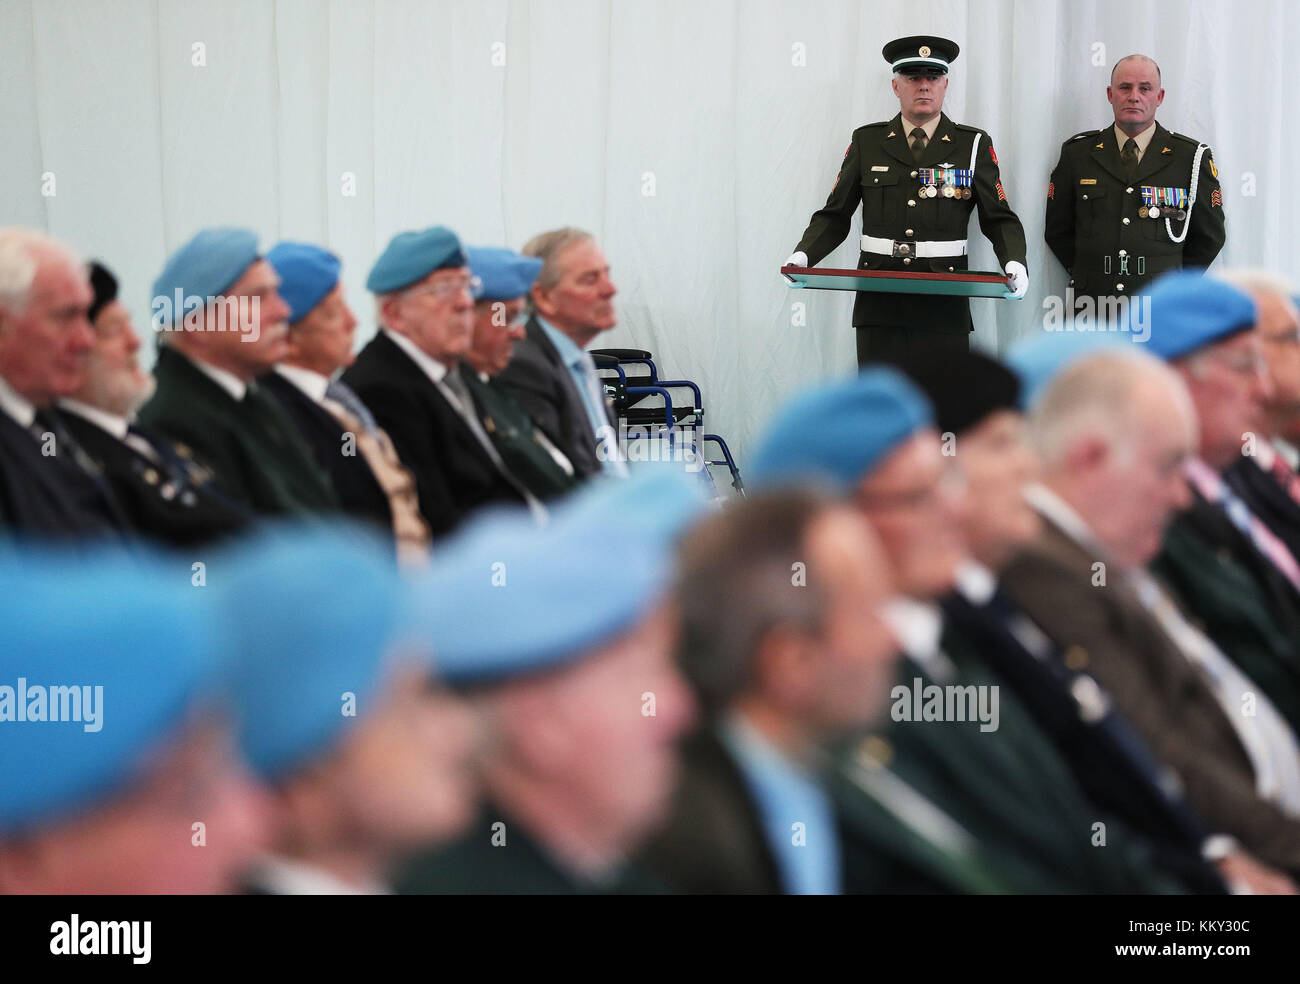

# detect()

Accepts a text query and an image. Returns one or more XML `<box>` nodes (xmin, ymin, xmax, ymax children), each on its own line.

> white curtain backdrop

<box><xmin>2</xmin><ymin>0</ymin><xmax>1295</xmax><ymax>468</ymax></box>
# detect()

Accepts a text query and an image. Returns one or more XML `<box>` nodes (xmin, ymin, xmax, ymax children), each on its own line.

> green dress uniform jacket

<box><xmin>137</xmin><ymin>347</ymin><xmax>340</xmax><ymax>516</ymax></box>
<box><xmin>795</xmin><ymin>112</ymin><xmax>1027</xmax><ymax>355</ymax></box>
<box><xmin>394</xmin><ymin>806</ymin><xmax>666</xmax><ymax>895</ymax></box>
<box><xmin>836</xmin><ymin>632</ymin><xmax>1185</xmax><ymax>893</ymax></box>
<box><xmin>460</xmin><ymin>366</ymin><xmax>578</xmax><ymax>501</ymax></box>
<box><xmin>1045</xmin><ymin>123</ymin><xmax>1225</xmax><ymax>305</ymax></box>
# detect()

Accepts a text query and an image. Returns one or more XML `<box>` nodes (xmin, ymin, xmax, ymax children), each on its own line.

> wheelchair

<box><xmin>590</xmin><ymin>348</ymin><xmax>744</xmax><ymax>498</ymax></box>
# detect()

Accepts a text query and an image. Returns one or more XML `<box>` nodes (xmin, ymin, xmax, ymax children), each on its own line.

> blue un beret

<box><xmin>467</xmin><ymin>246</ymin><xmax>543</xmax><ymax>302</ymax></box>
<box><xmin>367</xmin><ymin>226</ymin><xmax>466</xmax><ymax>294</ymax></box>
<box><xmin>1006</xmin><ymin>330</ymin><xmax>1130</xmax><ymax>410</ymax></box>
<box><xmin>0</xmin><ymin>546</ymin><xmax>225</xmax><ymax>834</ymax></box>
<box><xmin>266</xmin><ymin>242</ymin><xmax>342</xmax><ymax>324</ymax></box>
<box><xmin>218</xmin><ymin>524</ymin><xmax>427</xmax><ymax>782</ymax></box>
<box><xmin>402</xmin><ymin>468</ymin><xmax>708</xmax><ymax>684</ymax></box>
<box><xmin>1126</xmin><ymin>270</ymin><xmax>1258</xmax><ymax>361</ymax></box>
<box><xmin>151</xmin><ymin>227</ymin><xmax>260</xmax><ymax>327</ymax></box>
<box><xmin>748</xmin><ymin>367</ymin><xmax>934</xmax><ymax>493</ymax></box>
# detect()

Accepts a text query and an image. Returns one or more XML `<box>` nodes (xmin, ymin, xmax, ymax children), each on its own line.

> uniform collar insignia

<box><xmin>887</xmin><ymin>130</ymin><xmax>897</xmax><ymax>138</ymax></box>
<box><xmin>1161</xmin><ymin>146</ymin><xmax>1172</xmax><ymax>154</ymax></box>
<box><xmin>940</xmin><ymin>134</ymin><xmax>952</xmax><ymax>142</ymax></box>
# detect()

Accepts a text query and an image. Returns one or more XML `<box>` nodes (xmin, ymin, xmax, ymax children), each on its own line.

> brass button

<box><xmin>1119</xmin><ymin>249</ymin><xmax>1127</xmax><ymax>256</ymax></box>
<box><xmin>905</xmin><ymin>229</ymin><xmax>914</xmax><ymax>237</ymax></box>
<box><xmin>874</xmin><ymin>178</ymin><xmax>879</xmax><ymax>183</ymax></box>
<box><xmin>1126</xmin><ymin>186</ymin><xmax>1134</xmax><ymax>193</ymax></box>
<box><xmin>857</xmin><ymin>735</ymin><xmax>893</xmax><ymax>769</ymax></box>
<box><xmin>1064</xmin><ymin>645</ymin><xmax>1089</xmax><ymax>671</ymax></box>
<box><xmin>948</xmin><ymin>266</ymin><xmax>954</xmax><ymax>272</ymax></box>
<box><xmin>910</xmin><ymin>170</ymin><xmax>918</xmax><ymax>178</ymax></box>
<box><xmin>903</xmin><ymin>257</ymin><xmax>912</xmax><ymax>265</ymax></box>
<box><xmin>1116</xmin><ymin>283</ymin><xmax>1125</xmax><ymax>291</ymax></box>
<box><xmin>1122</xmin><ymin>217</ymin><xmax>1131</xmax><ymax>225</ymax></box>
<box><xmin>907</xmin><ymin>199</ymin><xmax>916</xmax><ymax>207</ymax></box>
<box><xmin>1082</xmin><ymin>194</ymin><xmax>1088</xmax><ymax>200</ymax></box>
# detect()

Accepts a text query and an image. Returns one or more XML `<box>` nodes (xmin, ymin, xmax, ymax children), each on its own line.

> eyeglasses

<box><xmin>404</xmin><ymin>275</ymin><xmax>482</xmax><ymax>301</ymax></box>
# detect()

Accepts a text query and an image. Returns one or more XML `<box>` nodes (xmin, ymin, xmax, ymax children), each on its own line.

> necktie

<box><xmin>1267</xmin><ymin>453</ymin><xmax>1300</xmax><ymax>507</ymax></box>
<box><xmin>325</xmin><ymin>377</ymin><xmax>378</xmax><ymax>435</ymax></box>
<box><xmin>1121</xmin><ymin>137</ymin><xmax>1139</xmax><ymax>179</ymax></box>
<box><xmin>910</xmin><ymin>126</ymin><xmax>928</xmax><ymax>161</ymax></box>
<box><xmin>576</xmin><ymin>352</ymin><xmax>628</xmax><ymax>477</ymax></box>
<box><xmin>442</xmin><ymin>370</ymin><xmax>548</xmax><ymax>523</ymax></box>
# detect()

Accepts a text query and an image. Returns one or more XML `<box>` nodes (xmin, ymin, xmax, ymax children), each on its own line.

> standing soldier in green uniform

<box><xmin>1045</xmin><ymin>54</ymin><xmax>1226</xmax><ymax>315</ymax></box>
<box><xmin>786</xmin><ymin>36</ymin><xmax>1029</xmax><ymax>366</ymax></box>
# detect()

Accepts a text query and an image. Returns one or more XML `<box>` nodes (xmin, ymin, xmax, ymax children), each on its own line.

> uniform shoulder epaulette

<box><xmin>953</xmin><ymin>122</ymin><xmax>986</xmax><ymax>135</ymax></box>
<box><xmin>1066</xmin><ymin>129</ymin><xmax>1100</xmax><ymax>143</ymax></box>
<box><xmin>1169</xmin><ymin>130</ymin><xmax>1210</xmax><ymax>148</ymax></box>
<box><xmin>855</xmin><ymin>120</ymin><xmax>892</xmax><ymax>133</ymax></box>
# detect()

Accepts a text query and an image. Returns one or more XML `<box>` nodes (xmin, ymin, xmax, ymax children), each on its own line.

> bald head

<box><xmin>1031</xmin><ymin>348</ymin><xmax>1195</xmax><ymax>567</ymax></box>
<box><xmin>1110</xmin><ymin>54</ymin><xmax>1161</xmax><ymax>86</ymax></box>
<box><xmin>1109</xmin><ymin>54</ymin><xmax>1164</xmax><ymax>136</ymax></box>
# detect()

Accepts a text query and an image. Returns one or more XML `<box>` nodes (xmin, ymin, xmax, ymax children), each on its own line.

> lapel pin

<box><xmin>1161</xmin><ymin>146</ymin><xmax>1172</xmax><ymax>154</ymax></box>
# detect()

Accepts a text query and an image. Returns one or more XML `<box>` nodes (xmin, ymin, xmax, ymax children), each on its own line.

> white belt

<box><xmin>861</xmin><ymin>235</ymin><xmax>967</xmax><ymax>258</ymax></box>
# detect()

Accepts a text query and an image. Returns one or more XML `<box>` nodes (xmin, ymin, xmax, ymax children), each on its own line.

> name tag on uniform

<box><xmin>871</xmin><ymin>165</ymin><xmax>890</xmax><ymax>172</ymax></box>
<box><xmin>1079</xmin><ymin>178</ymin><xmax>1097</xmax><ymax>185</ymax></box>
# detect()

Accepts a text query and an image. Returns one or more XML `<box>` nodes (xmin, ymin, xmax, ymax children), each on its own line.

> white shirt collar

<box><xmin>384</xmin><ymin>327</ymin><xmax>449</xmax><ymax>384</ymax></box>
<box><xmin>953</xmin><ymin>558</ymin><xmax>998</xmax><ymax>605</ymax></box>
<box><xmin>881</xmin><ymin>597</ymin><xmax>943</xmax><ymax>662</ymax></box>
<box><xmin>1275</xmin><ymin>437</ymin><xmax>1300</xmax><ymax>472</ymax></box>
<box><xmin>275</xmin><ymin>364</ymin><xmax>331</xmax><ymax>405</ymax></box>
<box><xmin>57</xmin><ymin>399</ymin><xmax>129</xmax><ymax>440</ymax></box>
<box><xmin>245</xmin><ymin>854</ymin><xmax>389</xmax><ymax>896</ymax></box>
<box><xmin>0</xmin><ymin>374</ymin><xmax>37</xmax><ymax>428</ymax></box>
<box><xmin>187</xmin><ymin>355</ymin><xmax>247</xmax><ymax>401</ymax></box>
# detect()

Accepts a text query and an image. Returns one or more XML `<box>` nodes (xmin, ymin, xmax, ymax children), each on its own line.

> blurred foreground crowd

<box><xmin>2</xmin><ymin>222</ymin><xmax>1300</xmax><ymax>894</ymax></box>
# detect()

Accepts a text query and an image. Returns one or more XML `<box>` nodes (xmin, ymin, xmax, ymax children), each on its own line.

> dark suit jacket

<box><xmin>493</xmin><ymin>317</ymin><xmax>612</xmax><ymax>479</ymax></box>
<box><xmin>137</xmin><ymin>348</ymin><xmax>339</xmax><ymax>516</ymax></box>
<box><xmin>259</xmin><ymin>371</ymin><xmax>393</xmax><ymax>540</ymax></box>
<box><xmin>1002</xmin><ymin>517</ymin><xmax>1300</xmax><ymax>874</ymax></box>
<box><xmin>1226</xmin><ymin>455</ymin><xmax>1300</xmax><ymax>576</ymax></box>
<box><xmin>1153</xmin><ymin>487</ymin><xmax>1300</xmax><ymax>738</ymax></box>
<box><xmin>0</xmin><ymin>407</ymin><xmax>126</xmax><ymax>541</ymax></box>
<box><xmin>637</xmin><ymin>724</ymin><xmax>785</xmax><ymax>894</ymax></box>
<box><xmin>394</xmin><ymin>805</ymin><xmax>666</xmax><ymax>895</ymax></box>
<box><xmin>462</xmin><ymin>366</ymin><xmax>578</xmax><ymax>501</ymax></box>
<box><xmin>942</xmin><ymin>589</ymin><xmax>1224</xmax><ymax>893</ymax></box>
<box><xmin>60</xmin><ymin>409</ymin><xmax>251</xmax><ymax>548</ymax></box>
<box><xmin>340</xmin><ymin>331</ymin><xmax>526</xmax><ymax>539</ymax></box>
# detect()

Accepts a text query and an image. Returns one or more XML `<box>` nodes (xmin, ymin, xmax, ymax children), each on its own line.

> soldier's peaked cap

<box><xmin>883</xmin><ymin>36</ymin><xmax>959</xmax><ymax>75</ymax></box>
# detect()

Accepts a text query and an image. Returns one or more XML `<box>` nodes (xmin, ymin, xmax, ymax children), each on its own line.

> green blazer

<box><xmin>461</xmin><ymin>367</ymin><xmax>578</xmax><ymax>501</ymax></box>
<box><xmin>835</xmin><ymin>631</ymin><xmax>1185</xmax><ymax>894</ymax></box>
<box><xmin>138</xmin><ymin>348</ymin><xmax>339</xmax><ymax>516</ymax></box>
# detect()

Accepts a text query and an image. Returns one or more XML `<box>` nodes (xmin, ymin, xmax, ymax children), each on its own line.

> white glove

<box><xmin>1004</xmin><ymin>260</ymin><xmax>1028</xmax><ymax>300</ymax></box>
<box><xmin>782</xmin><ymin>251</ymin><xmax>808</xmax><ymax>285</ymax></box>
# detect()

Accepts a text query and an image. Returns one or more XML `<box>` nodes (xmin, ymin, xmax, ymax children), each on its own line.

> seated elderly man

<box><xmin>219</xmin><ymin>528</ymin><xmax>478</xmax><ymax>894</ymax></box>
<box><xmin>394</xmin><ymin>470</ymin><xmax>702</xmax><ymax>893</ymax></box>
<box><xmin>1001</xmin><ymin>342</ymin><xmax>1300</xmax><ymax>892</ymax></box>
<box><xmin>261</xmin><ymin>243</ymin><xmax>430</xmax><ymax>565</ymax></box>
<box><xmin>900</xmin><ymin>350</ymin><xmax>1226</xmax><ymax>893</ymax></box>
<box><xmin>56</xmin><ymin>261</ymin><xmax>252</xmax><ymax>547</ymax></box>
<box><xmin>638</xmin><ymin>488</ymin><xmax>901</xmax><ymax>894</ymax></box>
<box><xmin>0</xmin><ymin>545</ymin><xmax>267</xmax><ymax>894</ymax></box>
<box><xmin>1134</xmin><ymin>275</ymin><xmax>1300</xmax><ymax>741</ymax></box>
<box><xmin>748</xmin><ymin>368</ymin><xmax>1186</xmax><ymax>893</ymax></box>
<box><xmin>342</xmin><ymin>227</ymin><xmax>542</xmax><ymax>539</ymax></box>
<box><xmin>494</xmin><ymin>228</ymin><xmax>626</xmax><ymax>479</ymax></box>
<box><xmin>461</xmin><ymin>246</ymin><xmax>579</xmax><ymax>500</ymax></box>
<box><xmin>0</xmin><ymin>228</ymin><xmax>128</xmax><ymax>538</ymax></box>
<box><xmin>138</xmin><ymin>228</ymin><xmax>339</xmax><ymax>516</ymax></box>
<box><xmin>1219</xmin><ymin>272</ymin><xmax>1300</xmax><ymax>562</ymax></box>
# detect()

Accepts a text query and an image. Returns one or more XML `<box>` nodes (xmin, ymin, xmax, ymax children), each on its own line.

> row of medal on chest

<box><xmin>908</xmin><ymin>166</ymin><xmax>1191</xmax><ymax>220</ymax></box>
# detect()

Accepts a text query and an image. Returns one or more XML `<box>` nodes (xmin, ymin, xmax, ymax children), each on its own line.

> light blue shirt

<box><xmin>720</xmin><ymin>714</ymin><xmax>841</xmax><ymax>895</ymax></box>
<box><xmin>536</xmin><ymin>317</ymin><xmax>626</xmax><ymax>477</ymax></box>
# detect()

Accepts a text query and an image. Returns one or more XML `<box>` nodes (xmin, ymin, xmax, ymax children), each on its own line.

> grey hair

<box><xmin>0</xmin><ymin>227</ymin><xmax>83</xmax><ymax>316</ymax></box>
<box><xmin>1110</xmin><ymin>54</ymin><xmax>1162</xmax><ymax>86</ymax></box>
<box><xmin>1216</xmin><ymin>268</ymin><xmax>1298</xmax><ymax>300</ymax></box>
<box><xmin>520</xmin><ymin>227</ymin><xmax>593</xmax><ymax>311</ymax></box>
<box><xmin>1029</xmin><ymin>346</ymin><xmax>1192</xmax><ymax>471</ymax></box>
<box><xmin>675</xmin><ymin>488</ymin><xmax>836</xmax><ymax>714</ymax></box>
